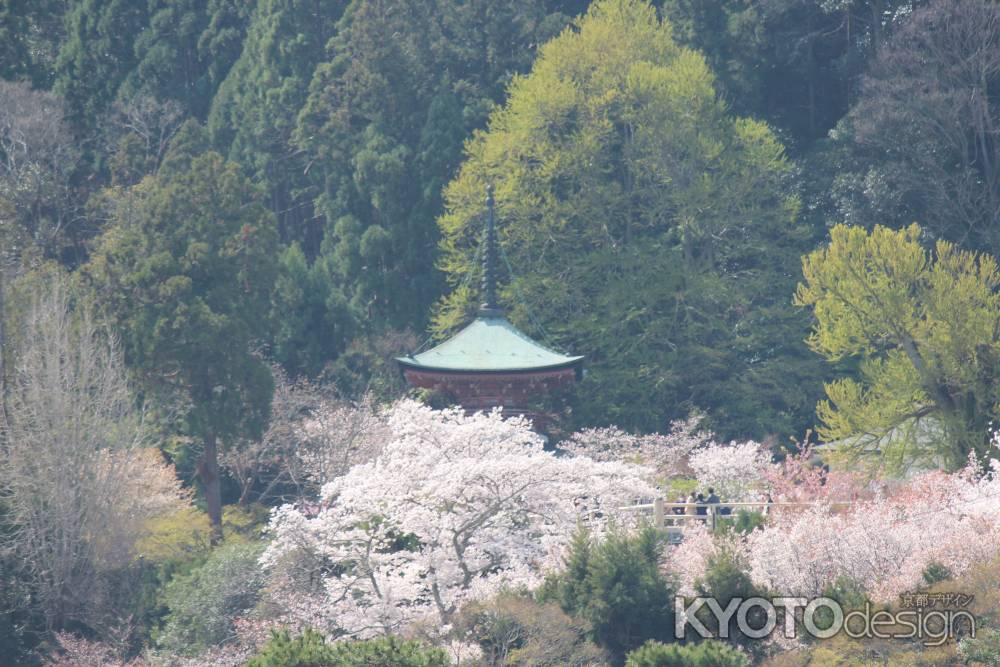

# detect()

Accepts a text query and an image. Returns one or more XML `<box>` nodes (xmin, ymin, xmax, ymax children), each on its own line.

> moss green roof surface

<box><xmin>396</xmin><ymin>316</ymin><xmax>583</xmax><ymax>373</ymax></box>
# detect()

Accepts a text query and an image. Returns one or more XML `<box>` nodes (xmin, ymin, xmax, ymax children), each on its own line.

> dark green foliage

<box><xmin>245</xmin><ymin>630</ymin><xmax>450</xmax><ymax>667</ymax></box>
<box><xmin>820</xmin><ymin>576</ymin><xmax>869</xmax><ymax>617</ymax></box>
<box><xmin>86</xmin><ymin>120</ymin><xmax>278</xmax><ymax>537</ymax></box>
<box><xmin>245</xmin><ymin>630</ymin><xmax>333</xmax><ymax>667</ymax></box>
<box><xmin>0</xmin><ymin>532</ymin><xmax>37</xmax><ymax>664</ymax></box>
<box><xmin>658</xmin><ymin>0</ymin><xmax>765</xmax><ymax>123</ymax></box>
<box><xmin>830</xmin><ymin>0</ymin><xmax>1000</xmax><ymax>258</ymax></box>
<box><xmin>323</xmin><ymin>327</ymin><xmax>418</xmax><ymax>403</ymax></box>
<box><xmin>541</xmin><ymin>526</ymin><xmax>676</xmax><ymax>664</ymax></box>
<box><xmin>922</xmin><ymin>562</ymin><xmax>954</xmax><ymax>587</ymax></box>
<box><xmin>293</xmin><ymin>0</ymin><xmax>576</xmax><ymax>338</ymax></box>
<box><xmin>53</xmin><ymin>0</ymin><xmax>150</xmax><ymax>130</ymax></box>
<box><xmin>269</xmin><ymin>242</ymin><xmax>354</xmax><ymax>375</ymax></box>
<box><xmin>661</xmin><ymin>0</ymin><xmax>916</xmax><ymax>147</ymax></box>
<box><xmin>546</xmin><ymin>527</ymin><xmax>595</xmax><ymax>618</ymax></box>
<box><xmin>712</xmin><ymin>510</ymin><xmax>765</xmax><ymax>536</ymax></box>
<box><xmin>0</xmin><ymin>0</ymin><xmax>65</xmax><ymax>86</ymax></box>
<box><xmin>119</xmin><ymin>0</ymin><xmax>251</xmax><ymax>119</ymax></box>
<box><xmin>692</xmin><ymin>548</ymin><xmax>768</xmax><ymax>654</ymax></box>
<box><xmin>625</xmin><ymin>640</ymin><xmax>748</xmax><ymax>667</ymax></box>
<box><xmin>156</xmin><ymin>541</ymin><xmax>266</xmax><ymax>654</ymax></box>
<box><xmin>208</xmin><ymin>0</ymin><xmax>346</xmax><ymax>249</ymax></box>
<box><xmin>0</xmin><ymin>0</ymin><xmax>33</xmax><ymax>82</ymax></box>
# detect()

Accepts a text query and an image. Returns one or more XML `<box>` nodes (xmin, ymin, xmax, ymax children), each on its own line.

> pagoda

<box><xmin>396</xmin><ymin>186</ymin><xmax>583</xmax><ymax>427</ymax></box>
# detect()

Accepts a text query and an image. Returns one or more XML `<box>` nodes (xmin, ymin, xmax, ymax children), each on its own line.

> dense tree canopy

<box><xmin>434</xmin><ymin>0</ymin><xmax>821</xmax><ymax>436</ymax></box>
<box><xmin>796</xmin><ymin>224</ymin><xmax>1000</xmax><ymax>470</ymax></box>
<box><xmin>86</xmin><ymin>122</ymin><xmax>278</xmax><ymax>539</ymax></box>
<box><xmin>292</xmin><ymin>0</ymin><xmax>577</xmax><ymax>338</ymax></box>
<box><xmin>6</xmin><ymin>0</ymin><xmax>1000</xmax><ymax>661</ymax></box>
<box><xmin>833</xmin><ymin>0</ymin><xmax>1000</xmax><ymax>257</ymax></box>
<box><xmin>53</xmin><ymin>0</ymin><xmax>151</xmax><ymax>131</ymax></box>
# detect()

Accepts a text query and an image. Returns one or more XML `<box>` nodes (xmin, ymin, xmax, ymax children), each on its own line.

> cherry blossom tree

<box><xmin>688</xmin><ymin>440</ymin><xmax>771</xmax><ymax>501</ymax></box>
<box><xmin>294</xmin><ymin>393</ymin><xmax>388</xmax><ymax>489</ymax></box>
<box><xmin>565</xmin><ymin>415</ymin><xmax>774</xmax><ymax>502</ymax></box>
<box><xmin>261</xmin><ymin>401</ymin><xmax>656</xmax><ymax>639</ymax></box>
<box><xmin>562</xmin><ymin>413</ymin><xmax>709</xmax><ymax>481</ymax></box>
<box><xmin>664</xmin><ymin>431</ymin><xmax>1000</xmax><ymax>604</ymax></box>
<box><xmin>667</xmin><ymin>523</ymin><xmax>725</xmax><ymax>597</ymax></box>
<box><xmin>746</xmin><ymin>451</ymin><xmax>1000</xmax><ymax>601</ymax></box>
<box><xmin>221</xmin><ymin>368</ymin><xmax>387</xmax><ymax>506</ymax></box>
<box><xmin>764</xmin><ymin>441</ymin><xmax>869</xmax><ymax>504</ymax></box>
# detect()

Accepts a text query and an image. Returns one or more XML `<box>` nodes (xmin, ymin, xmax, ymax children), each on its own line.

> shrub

<box><xmin>156</xmin><ymin>541</ymin><xmax>266</xmax><ymax>654</ymax></box>
<box><xmin>456</xmin><ymin>592</ymin><xmax>608</xmax><ymax>666</ymax></box>
<box><xmin>693</xmin><ymin>547</ymin><xmax>769</xmax><ymax>653</ymax></box>
<box><xmin>959</xmin><ymin>628</ymin><xmax>1000</xmax><ymax>665</ymax></box>
<box><xmin>541</xmin><ymin>526</ymin><xmax>675</xmax><ymax>664</ymax></box>
<box><xmin>712</xmin><ymin>510</ymin><xmax>765</xmax><ymax>536</ymax></box>
<box><xmin>245</xmin><ymin>630</ymin><xmax>449</xmax><ymax>667</ymax></box>
<box><xmin>922</xmin><ymin>561</ymin><xmax>953</xmax><ymax>587</ymax></box>
<box><xmin>625</xmin><ymin>640</ymin><xmax>748</xmax><ymax>667</ymax></box>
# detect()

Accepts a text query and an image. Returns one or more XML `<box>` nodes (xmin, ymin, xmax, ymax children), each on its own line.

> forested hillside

<box><xmin>2</xmin><ymin>0</ymin><xmax>1000</xmax><ymax>664</ymax></box>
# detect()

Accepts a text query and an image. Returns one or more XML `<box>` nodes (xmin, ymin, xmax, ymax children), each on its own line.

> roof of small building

<box><xmin>395</xmin><ymin>316</ymin><xmax>584</xmax><ymax>373</ymax></box>
<box><xmin>398</xmin><ymin>185</ymin><xmax>583</xmax><ymax>375</ymax></box>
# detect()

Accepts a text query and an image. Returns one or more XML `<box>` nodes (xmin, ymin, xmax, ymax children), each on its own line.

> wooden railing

<box><xmin>616</xmin><ymin>499</ymin><xmax>854</xmax><ymax>541</ymax></box>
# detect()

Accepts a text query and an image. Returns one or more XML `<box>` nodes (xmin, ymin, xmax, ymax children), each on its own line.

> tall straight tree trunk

<box><xmin>0</xmin><ymin>261</ymin><xmax>6</xmax><ymax>439</ymax></box>
<box><xmin>199</xmin><ymin>430</ymin><xmax>223</xmax><ymax>544</ymax></box>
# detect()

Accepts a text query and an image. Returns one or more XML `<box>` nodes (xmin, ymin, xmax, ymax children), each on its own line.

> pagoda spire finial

<box><xmin>478</xmin><ymin>184</ymin><xmax>503</xmax><ymax>318</ymax></box>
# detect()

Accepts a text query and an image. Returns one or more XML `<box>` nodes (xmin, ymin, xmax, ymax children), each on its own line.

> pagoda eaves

<box><xmin>396</xmin><ymin>185</ymin><xmax>583</xmax><ymax>426</ymax></box>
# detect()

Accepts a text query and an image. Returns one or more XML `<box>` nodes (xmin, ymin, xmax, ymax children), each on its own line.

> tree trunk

<box><xmin>0</xmin><ymin>261</ymin><xmax>7</xmax><ymax>441</ymax></box>
<box><xmin>199</xmin><ymin>430</ymin><xmax>223</xmax><ymax>544</ymax></box>
<box><xmin>871</xmin><ymin>0</ymin><xmax>883</xmax><ymax>52</ymax></box>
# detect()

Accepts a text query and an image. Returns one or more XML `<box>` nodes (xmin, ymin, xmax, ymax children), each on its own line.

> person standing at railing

<box><xmin>685</xmin><ymin>492</ymin><xmax>698</xmax><ymax>518</ymax></box>
<box><xmin>707</xmin><ymin>487</ymin><xmax>731</xmax><ymax>517</ymax></box>
<box><xmin>695</xmin><ymin>492</ymin><xmax>708</xmax><ymax>517</ymax></box>
<box><xmin>672</xmin><ymin>495</ymin><xmax>686</xmax><ymax>516</ymax></box>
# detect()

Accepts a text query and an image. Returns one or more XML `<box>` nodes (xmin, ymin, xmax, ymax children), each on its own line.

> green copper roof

<box><xmin>396</xmin><ymin>316</ymin><xmax>584</xmax><ymax>373</ymax></box>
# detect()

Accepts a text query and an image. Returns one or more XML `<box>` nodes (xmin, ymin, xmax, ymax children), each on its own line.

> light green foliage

<box><xmin>435</xmin><ymin>0</ymin><xmax>816</xmax><ymax>437</ymax></box>
<box><xmin>245</xmin><ymin>630</ymin><xmax>450</xmax><ymax>667</ymax></box>
<box><xmin>541</xmin><ymin>525</ymin><xmax>675</xmax><ymax>663</ymax></box>
<box><xmin>625</xmin><ymin>640</ymin><xmax>748</xmax><ymax>667</ymax></box>
<box><xmin>796</xmin><ymin>223</ymin><xmax>1000</xmax><ymax>470</ymax></box>
<box><xmin>156</xmin><ymin>541</ymin><xmax>266</xmax><ymax>655</ymax></box>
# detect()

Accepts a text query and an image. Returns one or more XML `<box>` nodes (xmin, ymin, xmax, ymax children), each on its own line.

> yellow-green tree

<box><xmin>435</xmin><ymin>0</ymin><xmax>816</xmax><ymax>437</ymax></box>
<box><xmin>796</xmin><ymin>224</ymin><xmax>1000</xmax><ymax>471</ymax></box>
